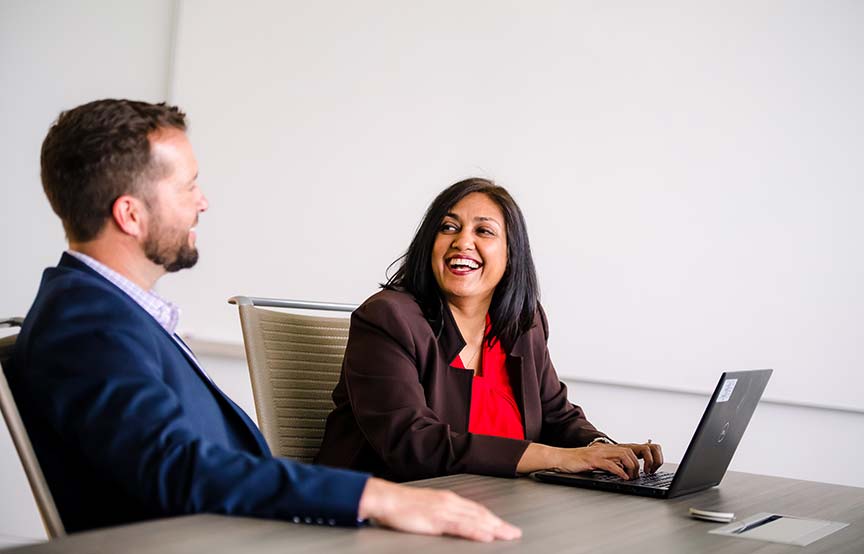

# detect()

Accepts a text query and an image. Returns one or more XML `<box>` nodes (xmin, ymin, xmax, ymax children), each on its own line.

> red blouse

<box><xmin>452</xmin><ymin>319</ymin><xmax>525</xmax><ymax>440</ymax></box>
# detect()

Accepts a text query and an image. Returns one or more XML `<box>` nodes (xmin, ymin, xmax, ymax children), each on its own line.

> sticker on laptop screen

<box><xmin>716</xmin><ymin>379</ymin><xmax>737</xmax><ymax>402</ymax></box>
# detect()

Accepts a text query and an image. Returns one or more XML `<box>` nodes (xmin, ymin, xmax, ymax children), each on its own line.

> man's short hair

<box><xmin>40</xmin><ymin>99</ymin><xmax>187</xmax><ymax>242</ymax></box>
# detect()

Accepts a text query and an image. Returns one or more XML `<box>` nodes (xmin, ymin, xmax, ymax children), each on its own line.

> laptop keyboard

<box><xmin>593</xmin><ymin>470</ymin><xmax>676</xmax><ymax>488</ymax></box>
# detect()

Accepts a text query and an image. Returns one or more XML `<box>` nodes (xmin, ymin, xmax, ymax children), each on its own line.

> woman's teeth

<box><xmin>448</xmin><ymin>257</ymin><xmax>480</xmax><ymax>270</ymax></box>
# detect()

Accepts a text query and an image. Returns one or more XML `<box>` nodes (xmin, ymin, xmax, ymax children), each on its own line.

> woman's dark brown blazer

<box><xmin>315</xmin><ymin>289</ymin><xmax>609</xmax><ymax>482</ymax></box>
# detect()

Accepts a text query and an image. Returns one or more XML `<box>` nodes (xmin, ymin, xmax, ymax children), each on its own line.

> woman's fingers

<box><xmin>617</xmin><ymin>446</ymin><xmax>640</xmax><ymax>479</ymax></box>
<box><xmin>617</xmin><ymin>442</ymin><xmax>666</xmax><ymax>474</ymax></box>
<box><xmin>554</xmin><ymin>442</ymin><xmax>664</xmax><ymax>479</ymax></box>
<box><xmin>633</xmin><ymin>442</ymin><xmax>665</xmax><ymax>473</ymax></box>
<box><xmin>638</xmin><ymin>444</ymin><xmax>654</xmax><ymax>472</ymax></box>
<box><xmin>585</xmin><ymin>445</ymin><xmax>639</xmax><ymax>479</ymax></box>
<box><xmin>600</xmin><ymin>458</ymin><xmax>630</xmax><ymax>480</ymax></box>
<box><xmin>649</xmin><ymin>443</ymin><xmax>664</xmax><ymax>472</ymax></box>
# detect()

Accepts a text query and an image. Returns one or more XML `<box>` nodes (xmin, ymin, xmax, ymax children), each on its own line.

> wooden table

<box><xmin>3</xmin><ymin>468</ymin><xmax>863</xmax><ymax>553</ymax></box>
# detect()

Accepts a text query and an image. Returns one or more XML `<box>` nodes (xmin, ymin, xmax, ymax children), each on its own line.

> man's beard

<box><xmin>143</xmin><ymin>214</ymin><xmax>199</xmax><ymax>273</ymax></box>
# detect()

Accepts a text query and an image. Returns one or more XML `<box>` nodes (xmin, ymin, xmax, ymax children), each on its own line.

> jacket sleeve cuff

<box><xmin>463</xmin><ymin>435</ymin><xmax>532</xmax><ymax>477</ymax></box>
<box><xmin>277</xmin><ymin>462</ymin><xmax>372</xmax><ymax>527</ymax></box>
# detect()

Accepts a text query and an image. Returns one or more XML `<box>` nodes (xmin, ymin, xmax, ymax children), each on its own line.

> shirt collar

<box><xmin>66</xmin><ymin>250</ymin><xmax>181</xmax><ymax>334</ymax></box>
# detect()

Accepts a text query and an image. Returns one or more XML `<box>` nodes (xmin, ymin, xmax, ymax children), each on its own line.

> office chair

<box><xmin>228</xmin><ymin>297</ymin><xmax>356</xmax><ymax>463</ymax></box>
<box><xmin>0</xmin><ymin>317</ymin><xmax>66</xmax><ymax>538</ymax></box>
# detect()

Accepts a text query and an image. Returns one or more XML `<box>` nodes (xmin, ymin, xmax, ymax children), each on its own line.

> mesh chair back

<box><xmin>0</xmin><ymin>326</ymin><xmax>66</xmax><ymax>538</ymax></box>
<box><xmin>232</xmin><ymin>299</ymin><xmax>353</xmax><ymax>462</ymax></box>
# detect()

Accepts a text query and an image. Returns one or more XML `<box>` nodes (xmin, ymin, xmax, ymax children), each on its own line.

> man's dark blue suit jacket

<box><xmin>5</xmin><ymin>254</ymin><xmax>369</xmax><ymax>532</ymax></box>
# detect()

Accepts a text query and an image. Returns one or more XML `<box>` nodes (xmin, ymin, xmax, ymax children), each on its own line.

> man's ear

<box><xmin>111</xmin><ymin>194</ymin><xmax>148</xmax><ymax>238</ymax></box>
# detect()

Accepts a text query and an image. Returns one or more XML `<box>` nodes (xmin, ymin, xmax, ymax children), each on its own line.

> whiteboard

<box><xmin>163</xmin><ymin>1</ymin><xmax>864</xmax><ymax>412</ymax></box>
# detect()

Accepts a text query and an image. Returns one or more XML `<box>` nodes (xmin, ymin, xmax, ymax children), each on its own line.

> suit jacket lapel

<box><xmin>59</xmin><ymin>254</ymin><xmax>271</xmax><ymax>456</ymax></box>
<box><xmin>170</xmin><ymin>334</ymin><xmax>271</xmax><ymax>456</ymax></box>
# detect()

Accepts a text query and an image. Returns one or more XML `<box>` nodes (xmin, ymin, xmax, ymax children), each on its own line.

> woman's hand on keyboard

<box><xmin>516</xmin><ymin>443</ymin><xmax>641</xmax><ymax>479</ymax></box>
<box><xmin>617</xmin><ymin>441</ymin><xmax>665</xmax><ymax>474</ymax></box>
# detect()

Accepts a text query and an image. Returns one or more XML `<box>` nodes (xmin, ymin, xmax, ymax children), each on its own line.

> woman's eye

<box><xmin>440</xmin><ymin>222</ymin><xmax>458</xmax><ymax>232</ymax></box>
<box><xmin>477</xmin><ymin>227</ymin><xmax>494</xmax><ymax>236</ymax></box>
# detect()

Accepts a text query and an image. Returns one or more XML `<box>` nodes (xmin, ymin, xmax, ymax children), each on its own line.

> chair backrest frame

<box><xmin>0</xmin><ymin>319</ymin><xmax>66</xmax><ymax>538</ymax></box>
<box><xmin>228</xmin><ymin>297</ymin><xmax>356</xmax><ymax>463</ymax></box>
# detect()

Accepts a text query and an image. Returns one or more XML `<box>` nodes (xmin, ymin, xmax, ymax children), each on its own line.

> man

<box><xmin>5</xmin><ymin>99</ymin><xmax>520</xmax><ymax>542</ymax></box>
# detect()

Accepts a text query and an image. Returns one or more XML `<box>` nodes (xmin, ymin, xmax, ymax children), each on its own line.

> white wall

<box><xmin>0</xmin><ymin>0</ymin><xmax>178</xmax><ymax>545</ymax></box>
<box><xmin>165</xmin><ymin>0</ymin><xmax>864</xmax><ymax>413</ymax></box>
<box><xmin>1</xmin><ymin>0</ymin><xmax>862</xmax><ymax>547</ymax></box>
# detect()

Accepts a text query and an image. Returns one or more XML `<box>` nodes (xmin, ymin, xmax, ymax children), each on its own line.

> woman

<box><xmin>316</xmin><ymin>178</ymin><xmax>662</xmax><ymax>482</ymax></box>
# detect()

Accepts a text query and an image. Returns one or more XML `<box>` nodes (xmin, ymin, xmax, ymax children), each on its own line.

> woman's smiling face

<box><xmin>431</xmin><ymin>192</ymin><xmax>508</xmax><ymax>308</ymax></box>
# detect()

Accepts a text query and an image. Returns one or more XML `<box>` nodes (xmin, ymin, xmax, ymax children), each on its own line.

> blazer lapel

<box><xmin>506</xmin><ymin>354</ymin><xmax>539</xmax><ymax>439</ymax></box>
<box><xmin>57</xmin><ymin>253</ymin><xmax>271</xmax><ymax>455</ymax></box>
<box><xmin>171</xmin><ymin>334</ymin><xmax>271</xmax><ymax>455</ymax></box>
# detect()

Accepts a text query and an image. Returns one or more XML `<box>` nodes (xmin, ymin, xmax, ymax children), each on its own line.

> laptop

<box><xmin>532</xmin><ymin>369</ymin><xmax>772</xmax><ymax>498</ymax></box>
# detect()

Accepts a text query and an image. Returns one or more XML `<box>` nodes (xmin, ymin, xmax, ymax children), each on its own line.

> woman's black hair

<box><xmin>384</xmin><ymin>177</ymin><xmax>539</xmax><ymax>348</ymax></box>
